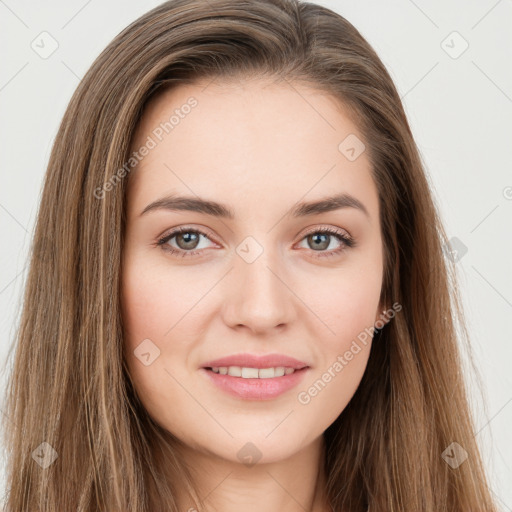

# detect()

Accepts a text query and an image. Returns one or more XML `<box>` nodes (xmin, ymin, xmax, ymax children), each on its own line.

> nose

<box><xmin>221</xmin><ymin>245</ymin><xmax>296</xmax><ymax>335</ymax></box>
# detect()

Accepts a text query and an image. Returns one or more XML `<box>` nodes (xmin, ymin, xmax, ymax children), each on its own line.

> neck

<box><xmin>171</xmin><ymin>434</ymin><xmax>330</xmax><ymax>512</ymax></box>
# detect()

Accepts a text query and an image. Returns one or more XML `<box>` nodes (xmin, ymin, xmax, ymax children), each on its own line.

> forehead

<box><xmin>127</xmin><ymin>78</ymin><xmax>378</xmax><ymax>222</ymax></box>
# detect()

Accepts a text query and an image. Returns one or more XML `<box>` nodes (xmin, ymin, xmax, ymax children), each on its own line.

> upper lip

<box><xmin>201</xmin><ymin>353</ymin><xmax>309</xmax><ymax>370</ymax></box>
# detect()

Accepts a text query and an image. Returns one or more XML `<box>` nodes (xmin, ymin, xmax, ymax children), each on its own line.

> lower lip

<box><xmin>200</xmin><ymin>367</ymin><xmax>309</xmax><ymax>400</ymax></box>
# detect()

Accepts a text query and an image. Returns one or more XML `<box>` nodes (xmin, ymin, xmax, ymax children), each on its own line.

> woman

<box><xmin>2</xmin><ymin>0</ymin><xmax>498</xmax><ymax>510</ymax></box>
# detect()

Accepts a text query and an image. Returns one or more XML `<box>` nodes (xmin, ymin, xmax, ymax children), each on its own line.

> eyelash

<box><xmin>156</xmin><ymin>226</ymin><xmax>356</xmax><ymax>259</ymax></box>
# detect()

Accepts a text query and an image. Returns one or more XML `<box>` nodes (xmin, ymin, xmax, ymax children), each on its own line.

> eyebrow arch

<box><xmin>139</xmin><ymin>192</ymin><xmax>369</xmax><ymax>219</ymax></box>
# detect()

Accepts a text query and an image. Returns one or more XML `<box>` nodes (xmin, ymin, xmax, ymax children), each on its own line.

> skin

<box><xmin>121</xmin><ymin>77</ymin><xmax>386</xmax><ymax>512</ymax></box>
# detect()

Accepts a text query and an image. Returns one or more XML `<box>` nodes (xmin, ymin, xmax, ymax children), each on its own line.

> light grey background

<box><xmin>1</xmin><ymin>0</ymin><xmax>511</xmax><ymax>509</ymax></box>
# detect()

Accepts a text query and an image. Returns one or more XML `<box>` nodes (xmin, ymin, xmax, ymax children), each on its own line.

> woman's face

<box><xmin>121</xmin><ymin>78</ymin><xmax>385</xmax><ymax>464</ymax></box>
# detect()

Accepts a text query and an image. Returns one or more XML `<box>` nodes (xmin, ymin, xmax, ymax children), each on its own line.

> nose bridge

<box><xmin>223</xmin><ymin>234</ymin><xmax>294</xmax><ymax>332</ymax></box>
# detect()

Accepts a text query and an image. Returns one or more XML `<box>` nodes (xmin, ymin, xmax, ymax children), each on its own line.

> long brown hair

<box><xmin>1</xmin><ymin>0</ymin><xmax>497</xmax><ymax>510</ymax></box>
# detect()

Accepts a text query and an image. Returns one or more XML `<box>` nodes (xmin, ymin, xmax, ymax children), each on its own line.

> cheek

<box><xmin>121</xmin><ymin>253</ymin><xmax>204</xmax><ymax>346</ymax></box>
<box><xmin>298</xmin><ymin>342</ymin><xmax>371</xmax><ymax>432</ymax></box>
<box><xmin>120</xmin><ymin>252</ymin><xmax>212</xmax><ymax>390</ymax></box>
<box><xmin>330</xmin><ymin>286</ymin><xmax>379</xmax><ymax>346</ymax></box>
<box><xmin>121</xmin><ymin>273</ymin><xmax>171</xmax><ymax>347</ymax></box>
<box><xmin>120</xmin><ymin>256</ymin><xmax>198</xmax><ymax>432</ymax></box>
<box><xmin>296</xmin><ymin>232</ymin><xmax>383</xmax><ymax>338</ymax></box>
<box><xmin>296</xmin><ymin>284</ymin><xmax>377</xmax><ymax>425</ymax></box>
<box><xmin>120</xmin><ymin>256</ymin><xmax>178</xmax><ymax>397</ymax></box>
<box><xmin>293</xmin><ymin>259</ymin><xmax>381</xmax><ymax>417</ymax></box>
<box><xmin>304</xmin><ymin>266</ymin><xmax>382</xmax><ymax>349</ymax></box>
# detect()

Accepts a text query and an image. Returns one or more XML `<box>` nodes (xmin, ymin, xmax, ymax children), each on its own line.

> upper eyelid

<box><xmin>300</xmin><ymin>225</ymin><xmax>351</xmax><ymax>238</ymax></box>
<box><xmin>159</xmin><ymin>224</ymin><xmax>352</xmax><ymax>247</ymax></box>
<box><xmin>159</xmin><ymin>225</ymin><xmax>219</xmax><ymax>245</ymax></box>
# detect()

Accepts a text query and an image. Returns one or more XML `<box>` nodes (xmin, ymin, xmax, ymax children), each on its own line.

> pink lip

<box><xmin>201</xmin><ymin>353</ymin><xmax>309</xmax><ymax>370</ymax></box>
<box><xmin>200</xmin><ymin>367</ymin><xmax>309</xmax><ymax>400</ymax></box>
<box><xmin>199</xmin><ymin>353</ymin><xmax>310</xmax><ymax>401</ymax></box>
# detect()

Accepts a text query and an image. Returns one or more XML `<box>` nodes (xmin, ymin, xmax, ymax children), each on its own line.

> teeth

<box><xmin>258</xmin><ymin>367</ymin><xmax>276</xmax><ymax>379</ymax></box>
<box><xmin>241</xmin><ymin>367</ymin><xmax>259</xmax><ymax>378</ymax></box>
<box><xmin>210</xmin><ymin>366</ymin><xmax>298</xmax><ymax>378</ymax></box>
<box><xmin>227</xmin><ymin>366</ymin><xmax>242</xmax><ymax>377</ymax></box>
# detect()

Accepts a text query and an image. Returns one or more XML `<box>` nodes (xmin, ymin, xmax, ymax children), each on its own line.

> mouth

<box><xmin>200</xmin><ymin>365</ymin><xmax>310</xmax><ymax>400</ymax></box>
<box><xmin>207</xmin><ymin>365</ymin><xmax>302</xmax><ymax>378</ymax></box>
<box><xmin>201</xmin><ymin>353</ymin><xmax>309</xmax><ymax>372</ymax></box>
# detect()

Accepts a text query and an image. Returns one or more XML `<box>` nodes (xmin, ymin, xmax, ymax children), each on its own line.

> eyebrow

<box><xmin>139</xmin><ymin>192</ymin><xmax>370</xmax><ymax>219</ymax></box>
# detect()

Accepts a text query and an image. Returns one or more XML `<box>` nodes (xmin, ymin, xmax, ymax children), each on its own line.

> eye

<box><xmin>156</xmin><ymin>226</ymin><xmax>355</xmax><ymax>259</ymax></box>
<box><xmin>156</xmin><ymin>226</ymin><xmax>217</xmax><ymax>257</ymax></box>
<box><xmin>295</xmin><ymin>226</ymin><xmax>355</xmax><ymax>259</ymax></box>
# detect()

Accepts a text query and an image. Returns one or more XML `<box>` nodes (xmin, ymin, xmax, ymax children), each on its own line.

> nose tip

<box><xmin>222</xmin><ymin>252</ymin><xmax>294</xmax><ymax>334</ymax></box>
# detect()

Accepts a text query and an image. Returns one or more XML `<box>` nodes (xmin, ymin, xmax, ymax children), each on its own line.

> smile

<box><xmin>201</xmin><ymin>366</ymin><xmax>309</xmax><ymax>400</ymax></box>
<box><xmin>209</xmin><ymin>366</ymin><xmax>296</xmax><ymax>378</ymax></box>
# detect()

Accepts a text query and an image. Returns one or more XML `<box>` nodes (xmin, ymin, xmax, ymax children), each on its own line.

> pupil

<box><xmin>310</xmin><ymin>233</ymin><xmax>329</xmax><ymax>250</ymax></box>
<box><xmin>178</xmin><ymin>232</ymin><xmax>199</xmax><ymax>249</ymax></box>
